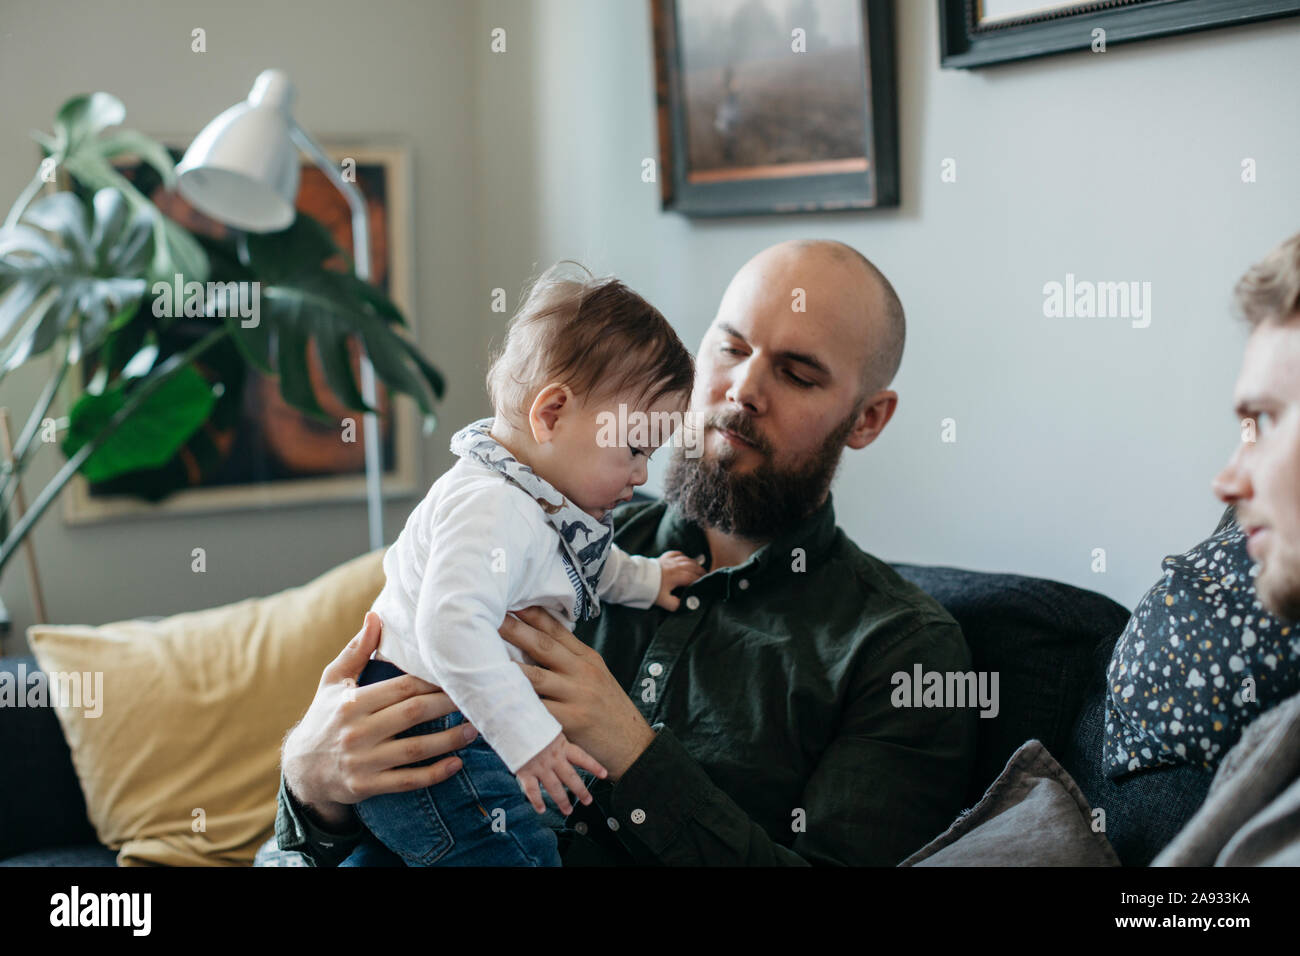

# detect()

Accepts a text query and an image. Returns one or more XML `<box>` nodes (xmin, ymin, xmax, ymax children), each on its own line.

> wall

<box><xmin>470</xmin><ymin>0</ymin><xmax>1300</xmax><ymax>608</ymax></box>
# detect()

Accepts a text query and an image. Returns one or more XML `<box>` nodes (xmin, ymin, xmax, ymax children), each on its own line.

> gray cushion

<box><xmin>899</xmin><ymin>739</ymin><xmax>1120</xmax><ymax>866</ymax></box>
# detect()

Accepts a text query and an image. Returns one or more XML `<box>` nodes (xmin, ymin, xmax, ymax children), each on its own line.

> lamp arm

<box><xmin>289</xmin><ymin>122</ymin><xmax>384</xmax><ymax>550</ymax></box>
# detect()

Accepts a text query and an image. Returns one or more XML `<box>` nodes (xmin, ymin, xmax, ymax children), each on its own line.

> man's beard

<box><xmin>1256</xmin><ymin>545</ymin><xmax>1300</xmax><ymax>622</ymax></box>
<box><xmin>663</xmin><ymin>407</ymin><xmax>858</xmax><ymax>540</ymax></box>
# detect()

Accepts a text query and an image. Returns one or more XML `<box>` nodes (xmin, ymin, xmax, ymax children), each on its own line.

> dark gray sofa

<box><xmin>0</xmin><ymin>562</ymin><xmax>1135</xmax><ymax>866</ymax></box>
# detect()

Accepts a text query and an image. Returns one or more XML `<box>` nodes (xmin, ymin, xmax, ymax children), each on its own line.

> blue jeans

<box><xmin>341</xmin><ymin>659</ymin><xmax>564</xmax><ymax>867</ymax></box>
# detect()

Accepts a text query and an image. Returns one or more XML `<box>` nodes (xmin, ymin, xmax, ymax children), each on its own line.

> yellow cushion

<box><xmin>27</xmin><ymin>547</ymin><xmax>386</xmax><ymax>866</ymax></box>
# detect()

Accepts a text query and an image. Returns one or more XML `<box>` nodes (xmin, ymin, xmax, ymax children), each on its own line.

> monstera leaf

<box><xmin>0</xmin><ymin>188</ymin><xmax>151</xmax><ymax>378</ymax></box>
<box><xmin>32</xmin><ymin>92</ymin><xmax>207</xmax><ymax>285</ymax></box>
<box><xmin>236</xmin><ymin>215</ymin><xmax>445</xmax><ymax>430</ymax></box>
<box><xmin>60</xmin><ymin>362</ymin><xmax>217</xmax><ymax>483</ymax></box>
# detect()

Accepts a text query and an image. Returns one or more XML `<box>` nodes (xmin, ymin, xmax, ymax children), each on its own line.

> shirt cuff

<box><xmin>275</xmin><ymin>772</ymin><xmax>365</xmax><ymax>868</ymax></box>
<box><xmin>607</xmin><ymin>723</ymin><xmax>712</xmax><ymax>858</ymax></box>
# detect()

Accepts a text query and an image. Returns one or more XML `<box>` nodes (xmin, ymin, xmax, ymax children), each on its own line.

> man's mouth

<box><xmin>716</xmin><ymin>426</ymin><xmax>759</xmax><ymax>451</ymax></box>
<box><xmin>1245</xmin><ymin>524</ymin><xmax>1271</xmax><ymax>559</ymax></box>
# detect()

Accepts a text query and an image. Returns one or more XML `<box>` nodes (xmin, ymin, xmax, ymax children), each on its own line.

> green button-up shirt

<box><xmin>276</xmin><ymin>493</ymin><xmax>977</xmax><ymax>866</ymax></box>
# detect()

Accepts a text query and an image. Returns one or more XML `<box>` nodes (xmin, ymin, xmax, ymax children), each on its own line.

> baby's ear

<box><xmin>528</xmin><ymin>382</ymin><xmax>572</xmax><ymax>441</ymax></box>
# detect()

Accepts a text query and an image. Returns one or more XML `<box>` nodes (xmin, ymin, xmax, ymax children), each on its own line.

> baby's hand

<box><xmin>515</xmin><ymin>732</ymin><xmax>608</xmax><ymax>815</ymax></box>
<box><xmin>655</xmin><ymin>549</ymin><xmax>707</xmax><ymax>611</ymax></box>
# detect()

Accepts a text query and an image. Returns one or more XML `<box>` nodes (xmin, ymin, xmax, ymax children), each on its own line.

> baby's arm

<box><xmin>598</xmin><ymin>545</ymin><xmax>705</xmax><ymax>612</ymax></box>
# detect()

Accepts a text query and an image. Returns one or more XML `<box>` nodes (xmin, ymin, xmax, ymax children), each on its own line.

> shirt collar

<box><xmin>657</xmin><ymin>492</ymin><xmax>839</xmax><ymax>598</ymax></box>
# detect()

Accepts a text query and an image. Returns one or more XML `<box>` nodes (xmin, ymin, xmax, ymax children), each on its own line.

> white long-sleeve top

<box><xmin>370</xmin><ymin>457</ymin><xmax>662</xmax><ymax>773</ymax></box>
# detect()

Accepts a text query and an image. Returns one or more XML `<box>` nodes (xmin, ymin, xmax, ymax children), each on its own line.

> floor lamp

<box><xmin>176</xmin><ymin>68</ymin><xmax>385</xmax><ymax>550</ymax></box>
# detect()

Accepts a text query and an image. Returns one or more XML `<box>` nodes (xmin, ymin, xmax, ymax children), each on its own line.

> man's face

<box><xmin>664</xmin><ymin>243</ymin><xmax>897</xmax><ymax>538</ymax></box>
<box><xmin>1213</xmin><ymin>319</ymin><xmax>1300</xmax><ymax>621</ymax></box>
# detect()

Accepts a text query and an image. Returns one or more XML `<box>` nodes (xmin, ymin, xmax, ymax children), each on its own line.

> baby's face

<box><xmin>544</xmin><ymin>390</ymin><xmax>688</xmax><ymax>520</ymax></box>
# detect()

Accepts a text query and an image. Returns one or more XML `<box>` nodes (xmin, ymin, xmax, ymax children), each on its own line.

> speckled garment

<box><xmin>1105</xmin><ymin>509</ymin><xmax>1300</xmax><ymax>776</ymax></box>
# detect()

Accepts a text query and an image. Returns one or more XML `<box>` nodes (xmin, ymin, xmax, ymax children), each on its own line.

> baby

<box><xmin>348</xmin><ymin>263</ymin><xmax>703</xmax><ymax>866</ymax></box>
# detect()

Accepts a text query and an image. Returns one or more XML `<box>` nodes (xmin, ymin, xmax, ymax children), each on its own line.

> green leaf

<box><xmin>61</xmin><ymin>364</ymin><xmax>216</xmax><ymax>483</ymax></box>
<box><xmin>89</xmin><ymin>189</ymin><xmax>130</xmax><ymax>260</ymax></box>
<box><xmin>0</xmin><ymin>189</ymin><xmax>149</xmax><ymax>375</ymax></box>
<box><xmin>95</xmin><ymin>130</ymin><xmax>177</xmax><ymax>189</ymax></box>
<box><xmin>241</xmin><ymin>214</ymin><xmax>343</xmax><ymax>283</ymax></box>
<box><xmin>317</xmin><ymin>328</ymin><xmax>373</xmax><ymax>415</ymax></box>
<box><xmin>53</xmin><ymin>93</ymin><xmax>126</xmax><ymax>156</ymax></box>
<box><xmin>20</xmin><ymin>192</ymin><xmax>94</xmax><ymax>269</ymax></box>
<box><xmin>393</xmin><ymin>331</ymin><xmax>446</xmax><ymax>400</ymax></box>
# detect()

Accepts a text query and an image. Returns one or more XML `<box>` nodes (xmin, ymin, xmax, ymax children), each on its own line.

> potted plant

<box><xmin>0</xmin><ymin>93</ymin><xmax>444</xmax><ymax>581</ymax></box>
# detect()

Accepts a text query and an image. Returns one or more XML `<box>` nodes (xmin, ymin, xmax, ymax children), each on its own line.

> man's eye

<box><xmin>785</xmin><ymin>370</ymin><xmax>814</xmax><ymax>388</ymax></box>
<box><xmin>721</xmin><ymin>346</ymin><xmax>744</xmax><ymax>356</ymax></box>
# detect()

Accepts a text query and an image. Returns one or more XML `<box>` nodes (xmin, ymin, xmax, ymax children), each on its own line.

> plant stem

<box><xmin>3</xmin><ymin>167</ymin><xmax>48</xmax><ymax>231</ymax></box>
<box><xmin>0</xmin><ymin>335</ymin><xmax>73</xmax><ymax>510</ymax></box>
<box><xmin>0</xmin><ymin>323</ymin><xmax>229</xmax><ymax>582</ymax></box>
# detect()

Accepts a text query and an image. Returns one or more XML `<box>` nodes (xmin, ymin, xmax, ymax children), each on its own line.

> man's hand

<box><xmin>281</xmin><ymin>611</ymin><xmax>477</xmax><ymax>829</ymax></box>
<box><xmin>655</xmin><ymin>550</ymin><xmax>706</xmax><ymax>611</ymax></box>
<box><xmin>499</xmin><ymin>606</ymin><xmax>657</xmax><ymax>781</ymax></box>
<box><xmin>514</xmin><ymin>731</ymin><xmax>608</xmax><ymax>815</ymax></box>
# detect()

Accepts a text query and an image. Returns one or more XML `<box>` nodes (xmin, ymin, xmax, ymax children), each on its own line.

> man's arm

<box><xmin>607</xmin><ymin>621</ymin><xmax>977</xmax><ymax>866</ymax></box>
<box><xmin>275</xmin><ymin>612</ymin><xmax>476</xmax><ymax>865</ymax></box>
<box><xmin>500</xmin><ymin>607</ymin><xmax>978</xmax><ymax>866</ymax></box>
<box><xmin>275</xmin><ymin>771</ymin><xmax>365</xmax><ymax>867</ymax></box>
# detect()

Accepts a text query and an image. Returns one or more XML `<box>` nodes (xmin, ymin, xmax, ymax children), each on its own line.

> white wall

<box><xmin>2</xmin><ymin>1</ymin><xmax>1299</xmax><ymax>652</ymax></box>
<box><xmin>469</xmin><ymin>0</ymin><xmax>1300</xmax><ymax>608</ymax></box>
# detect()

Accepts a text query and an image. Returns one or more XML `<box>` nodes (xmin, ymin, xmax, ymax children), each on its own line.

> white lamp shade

<box><xmin>176</xmin><ymin>69</ymin><xmax>300</xmax><ymax>232</ymax></box>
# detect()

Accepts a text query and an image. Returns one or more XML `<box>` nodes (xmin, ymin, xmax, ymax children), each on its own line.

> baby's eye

<box><xmin>631</xmin><ymin>447</ymin><xmax>646</xmax><ymax>458</ymax></box>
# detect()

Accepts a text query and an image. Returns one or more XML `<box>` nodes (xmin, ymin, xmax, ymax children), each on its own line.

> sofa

<box><xmin>0</xmin><ymin>550</ymin><xmax>1135</xmax><ymax>866</ymax></box>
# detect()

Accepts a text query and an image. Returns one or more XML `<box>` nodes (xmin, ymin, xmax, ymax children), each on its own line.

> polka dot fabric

<box><xmin>1105</xmin><ymin>513</ymin><xmax>1299</xmax><ymax>776</ymax></box>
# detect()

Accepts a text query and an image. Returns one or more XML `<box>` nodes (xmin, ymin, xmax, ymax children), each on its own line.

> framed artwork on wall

<box><xmin>60</xmin><ymin>143</ymin><xmax>421</xmax><ymax>525</ymax></box>
<box><xmin>940</xmin><ymin>0</ymin><xmax>1300</xmax><ymax>69</ymax></box>
<box><xmin>651</xmin><ymin>0</ymin><xmax>899</xmax><ymax>216</ymax></box>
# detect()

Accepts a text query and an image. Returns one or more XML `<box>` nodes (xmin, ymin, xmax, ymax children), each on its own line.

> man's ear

<box><xmin>528</xmin><ymin>382</ymin><xmax>574</xmax><ymax>443</ymax></box>
<box><xmin>845</xmin><ymin>390</ymin><xmax>898</xmax><ymax>450</ymax></box>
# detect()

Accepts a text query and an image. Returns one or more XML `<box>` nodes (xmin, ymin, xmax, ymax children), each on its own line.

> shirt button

<box><xmin>648</xmin><ymin>662</ymin><xmax>664</xmax><ymax>677</ymax></box>
<box><xmin>607</xmin><ymin>816</ymin><xmax>620</xmax><ymax>832</ymax></box>
<box><xmin>574</xmin><ymin>821</ymin><xmax>588</xmax><ymax>835</ymax></box>
<box><xmin>738</xmin><ymin>578</ymin><xmax>750</xmax><ymax>590</ymax></box>
<box><xmin>685</xmin><ymin>595</ymin><xmax>701</xmax><ymax>611</ymax></box>
<box><xmin>631</xmin><ymin>808</ymin><xmax>646</xmax><ymax>825</ymax></box>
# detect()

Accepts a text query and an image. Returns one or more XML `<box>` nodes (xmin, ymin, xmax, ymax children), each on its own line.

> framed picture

<box><xmin>651</xmin><ymin>0</ymin><xmax>899</xmax><ymax>216</ymax></box>
<box><xmin>940</xmin><ymin>0</ymin><xmax>1300</xmax><ymax>69</ymax></box>
<box><xmin>61</xmin><ymin>143</ymin><xmax>421</xmax><ymax>525</ymax></box>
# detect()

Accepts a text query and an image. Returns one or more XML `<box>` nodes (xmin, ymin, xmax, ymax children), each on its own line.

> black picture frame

<box><xmin>651</xmin><ymin>0</ymin><xmax>899</xmax><ymax>217</ymax></box>
<box><xmin>940</xmin><ymin>0</ymin><xmax>1300</xmax><ymax>69</ymax></box>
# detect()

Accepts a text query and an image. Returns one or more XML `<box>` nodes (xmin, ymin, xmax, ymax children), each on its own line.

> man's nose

<box><xmin>725</xmin><ymin>358</ymin><xmax>766</xmax><ymax>414</ymax></box>
<box><xmin>1212</xmin><ymin>444</ymin><xmax>1252</xmax><ymax>505</ymax></box>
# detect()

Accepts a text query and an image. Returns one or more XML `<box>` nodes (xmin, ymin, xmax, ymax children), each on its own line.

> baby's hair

<box><xmin>486</xmin><ymin>261</ymin><xmax>694</xmax><ymax>429</ymax></box>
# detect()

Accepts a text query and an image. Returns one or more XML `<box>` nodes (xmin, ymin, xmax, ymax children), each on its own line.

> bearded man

<box><xmin>273</xmin><ymin>239</ymin><xmax>978</xmax><ymax>866</ymax></box>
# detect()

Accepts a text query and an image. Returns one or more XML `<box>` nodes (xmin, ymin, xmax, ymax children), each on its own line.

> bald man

<box><xmin>274</xmin><ymin>240</ymin><xmax>977</xmax><ymax>867</ymax></box>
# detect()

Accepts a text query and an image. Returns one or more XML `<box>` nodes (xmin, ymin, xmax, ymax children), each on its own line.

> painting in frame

<box><xmin>61</xmin><ymin>143</ymin><xmax>420</xmax><ymax>526</ymax></box>
<box><xmin>940</xmin><ymin>0</ymin><xmax>1300</xmax><ymax>68</ymax></box>
<box><xmin>651</xmin><ymin>0</ymin><xmax>899</xmax><ymax>216</ymax></box>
